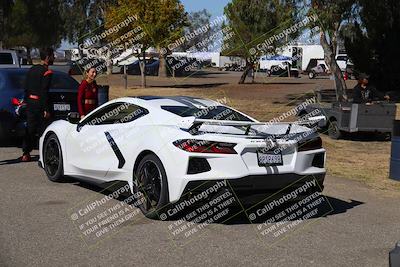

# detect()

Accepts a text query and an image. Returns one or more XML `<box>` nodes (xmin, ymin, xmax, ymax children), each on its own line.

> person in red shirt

<box><xmin>77</xmin><ymin>67</ymin><xmax>98</xmax><ymax>118</ymax></box>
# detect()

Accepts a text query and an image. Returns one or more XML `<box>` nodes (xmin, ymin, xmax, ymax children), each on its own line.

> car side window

<box><xmin>81</xmin><ymin>102</ymin><xmax>148</xmax><ymax>126</ymax></box>
<box><xmin>0</xmin><ymin>53</ymin><xmax>14</xmax><ymax>64</ymax></box>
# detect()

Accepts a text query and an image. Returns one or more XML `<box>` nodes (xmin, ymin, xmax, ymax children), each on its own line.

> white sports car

<box><xmin>39</xmin><ymin>96</ymin><xmax>326</xmax><ymax>217</ymax></box>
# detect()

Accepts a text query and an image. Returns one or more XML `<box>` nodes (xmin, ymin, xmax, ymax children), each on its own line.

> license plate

<box><xmin>53</xmin><ymin>103</ymin><xmax>70</xmax><ymax>111</ymax></box>
<box><xmin>257</xmin><ymin>150</ymin><xmax>283</xmax><ymax>166</ymax></box>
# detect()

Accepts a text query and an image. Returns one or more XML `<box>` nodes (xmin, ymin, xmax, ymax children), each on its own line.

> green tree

<box><xmin>179</xmin><ymin>9</ymin><xmax>216</xmax><ymax>52</ymax></box>
<box><xmin>61</xmin><ymin>0</ymin><xmax>118</xmax><ymax>75</ymax></box>
<box><xmin>223</xmin><ymin>0</ymin><xmax>298</xmax><ymax>84</ymax></box>
<box><xmin>140</xmin><ymin>0</ymin><xmax>187</xmax><ymax>77</ymax></box>
<box><xmin>60</xmin><ymin>0</ymin><xmax>110</xmax><ymax>55</ymax></box>
<box><xmin>105</xmin><ymin>0</ymin><xmax>154</xmax><ymax>87</ymax></box>
<box><xmin>308</xmin><ymin>0</ymin><xmax>355</xmax><ymax>101</ymax></box>
<box><xmin>343</xmin><ymin>0</ymin><xmax>400</xmax><ymax>94</ymax></box>
<box><xmin>0</xmin><ymin>0</ymin><xmax>14</xmax><ymax>49</ymax></box>
<box><xmin>105</xmin><ymin>0</ymin><xmax>187</xmax><ymax>85</ymax></box>
<box><xmin>3</xmin><ymin>0</ymin><xmax>36</xmax><ymax>62</ymax></box>
<box><xmin>3</xmin><ymin>0</ymin><xmax>64</xmax><ymax>63</ymax></box>
<box><xmin>26</xmin><ymin>0</ymin><xmax>64</xmax><ymax>49</ymax></box>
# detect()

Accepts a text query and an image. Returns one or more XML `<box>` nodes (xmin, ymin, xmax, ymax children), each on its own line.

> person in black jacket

<box><xmin>353</xmin><ymin>73</ymin><xmax>390</xmax><ymax>104</ymax></box>
<box><xmin>21</xmin><ymin>48</ymin><xmax>54</xmax><ymax>162</ymax></box>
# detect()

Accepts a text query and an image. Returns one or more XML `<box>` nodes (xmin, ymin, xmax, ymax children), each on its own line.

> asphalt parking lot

<box><xmin>1</xmin><ymin>146</ymin><xmax>400</xmax><ymax>267</ymax></box>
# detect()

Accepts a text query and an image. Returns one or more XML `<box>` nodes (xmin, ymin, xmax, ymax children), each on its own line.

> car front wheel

<box><xmin>43</xmin><ymin>133</ymin><xmax>65</xmax><ymax>182</ymax></box>
<box><xmin>133</xmin><ymin>154</ymin><xmax>169</xmax><ymax>219</ymax></box>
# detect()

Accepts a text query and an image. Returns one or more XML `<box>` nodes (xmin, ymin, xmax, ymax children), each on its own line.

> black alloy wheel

<box><xmin>134</xmin><ymin>154</ymin><xmax>169</xmax><ymax>218</ymax></box>
<box><xmin>44</xmin><ymin>134</ymin><xmax>64</xmax><ymax>182</ymax></box>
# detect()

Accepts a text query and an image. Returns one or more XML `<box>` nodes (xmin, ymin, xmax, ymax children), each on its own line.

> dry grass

<box><xmin>322</xmin><ymin>137</ymin><xmax>400</xmax><ymax>191</ymax></box>
<box><xmin>76</xmin><ymin>72</ymin><xmax>400</xmax><ymax>191</ymax></box>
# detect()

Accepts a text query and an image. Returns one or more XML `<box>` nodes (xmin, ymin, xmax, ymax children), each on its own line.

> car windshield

<box><xmin>161</xmin><ymin>105</ymin><xmax>253</xmax><ymax>122</ymax></box>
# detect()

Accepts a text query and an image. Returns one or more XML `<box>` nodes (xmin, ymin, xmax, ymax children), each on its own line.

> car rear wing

<box><xmin>177</xmin><ymin>116</ymin><xmax>326</xmax><ymax>135</ymax></box>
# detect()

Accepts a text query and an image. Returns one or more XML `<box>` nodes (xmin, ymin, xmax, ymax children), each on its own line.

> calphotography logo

<box><xmin>157</xmin><ymin>180</ymin><xmax>245</xmax><ymax>247</ymax></box>
<box><xmin>67</xmin><ymin>183</ymin><xmax>146</xmax><ymax>247</ymax></box>
<box><xmin>245</xmin><ymin>176</ymin><xmax>334</xmax><ymax>248</ymax></box>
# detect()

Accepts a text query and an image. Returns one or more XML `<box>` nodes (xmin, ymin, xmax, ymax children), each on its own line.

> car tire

<box><xmin>133</xmin><ymin>154</ymin><xmax>169</xmax><ymax>219</ymax></box>
<box><xmin>308</xmin><ymin>71</ymin><xmax>315</xmax><ymax>79</ymax></box>
<box><xmin>43</xmin><ymin>133</ymin><xmax>65</xmax><ymax>182</ymax></box>
<box><xmin>328</xmin><ymin>121</ymin><xmax>342</xmax><ymax>140</ymax></box>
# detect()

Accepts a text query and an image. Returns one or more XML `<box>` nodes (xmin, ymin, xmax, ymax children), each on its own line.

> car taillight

<box><xmin>11</xmin><ymin>98</ymin><xmax>21</xmax><ymax>106</ymax></box>
<box><xmin>298</xmin><ymin>137</ymin><xmax>322</xmax><ymax>152</ymax></box>
<box><xmin>173</xmin><ymin>139</ymin><xmax>237</xmax><ymax>154</ymax></box>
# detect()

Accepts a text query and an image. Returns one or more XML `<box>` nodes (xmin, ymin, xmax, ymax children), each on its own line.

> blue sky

<box><xmin>182</xmin><ymin>0</ymin><xmax>230</xmax><ymax>18</ymax></box>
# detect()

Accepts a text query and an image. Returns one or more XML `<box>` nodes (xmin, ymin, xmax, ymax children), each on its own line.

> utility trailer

<box><xmin>298</xmin><ymin>90</ymin><xmax>397</xmax><ymax>139</ymax></box>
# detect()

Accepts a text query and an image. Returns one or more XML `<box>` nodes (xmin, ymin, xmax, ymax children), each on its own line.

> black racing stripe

<box><xmin>105</xmin><ymin>132</ymin><xmax>126</xmax><ymax>169</ymax></box>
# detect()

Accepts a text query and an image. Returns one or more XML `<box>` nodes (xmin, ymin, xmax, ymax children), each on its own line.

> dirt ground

<box><xmin>73</xmin><ymin>70</ymin><xmax>400</xmax><ymax>191</ymax></box>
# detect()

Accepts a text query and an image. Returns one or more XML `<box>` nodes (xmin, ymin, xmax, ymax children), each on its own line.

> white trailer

<box><xmin>281</xmin><ymin>45</ymin><xmax>324</xmax><ymax>71</ymax></box>
<box><xmin>259</xmin><ymin>55</ymin><xmax>291</xmax><ymax>71</ymax></box>
<box><xmin>173</xmin><ymin>52</ymin><xmax>224</xmax><ymax>68</ymax></box>
<box><xmin>259</xmin><ymin>45</ymin><xmax>324</xmax><ymax>72</ymax></box>
<box><xmin>260</xmin><ymin>45</ymin><xmax>348</xmax><ymax>72</ymax></box>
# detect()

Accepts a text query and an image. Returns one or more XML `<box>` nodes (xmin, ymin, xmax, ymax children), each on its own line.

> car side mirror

<box><xmin>67</xmin><ymin>112</ymin><xmax>80</xmax><ymax>124</ymax></box>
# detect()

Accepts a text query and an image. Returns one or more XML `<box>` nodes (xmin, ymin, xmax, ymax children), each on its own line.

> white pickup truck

<box><xmin>0</xmin><ymin>50</ymin><xmax>21</xmax><ymax>68</ymax></box>
<box><xmin>335</xmin><ymin>54</ymin><xmax>348</xmax><ymax>72</ymax></box>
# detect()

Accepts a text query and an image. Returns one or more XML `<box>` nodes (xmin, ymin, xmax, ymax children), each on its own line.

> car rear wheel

<box><xmin>328</xmin><ymin>121</ymin><xmax>342</xmax><ymax>140</ymax></box>
<box><xmin>308</xmin><ymin>71</ymin><xmax>316</xmax><ymax>79</ymax></box>
<box><xmin>133</xmin><ymin>154</ymin><xmax>169</xmax><ymax>219</ymax></box>
<box><xmin>43</xmin><ymin>133</ymin><xmax>65</xmax><ymax>182</ymax></box>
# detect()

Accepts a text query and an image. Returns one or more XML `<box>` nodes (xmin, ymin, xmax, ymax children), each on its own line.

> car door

<box><xmin>65</xmin><ymin>102</ymin><xmax>148</xmax><ymax>181</ymax></box>
<box><xmin>102</xmin><ymin>104</ymin><xmax>149</xmax><ymax>181</ymax></box>
<box><xmin>65</xmin><ymin>103</ymin><xmax>126</xmax><ymax>180</ymax></box>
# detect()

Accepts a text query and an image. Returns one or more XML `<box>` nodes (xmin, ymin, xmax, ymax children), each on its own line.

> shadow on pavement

<box><xmin>220</xmin><ymin>197</ymin><xmax>364</xmax><ymax>225</ymax></box>
<box><xmin>70</xmin><ymin>179</ymin><xmax>364</xmax><ymax>226</ymax></box>
<box><xmin>0</xmin><ymin>155</ymin><xmax>39</xmax><ymax>165</ymax></box>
